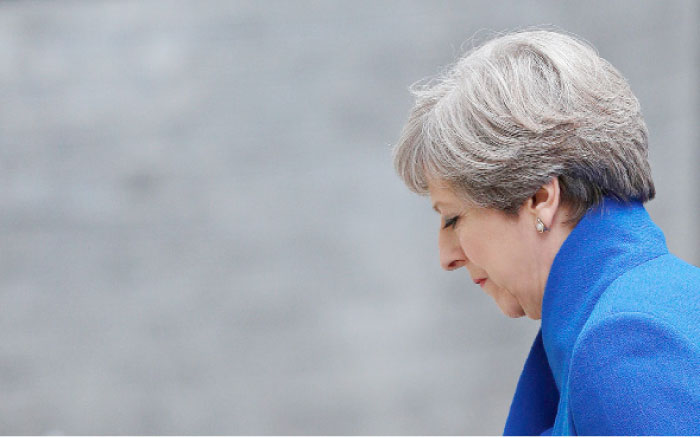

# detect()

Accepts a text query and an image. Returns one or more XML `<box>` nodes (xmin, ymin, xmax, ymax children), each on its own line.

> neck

<box><xmin>532</xmin><ymin>209</ymin><xmax>575</xmax><ymax>319</ymax></box>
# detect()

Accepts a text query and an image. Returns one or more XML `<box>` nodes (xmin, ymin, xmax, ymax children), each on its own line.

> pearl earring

<box><xmin>536</xmin><ymin>217</ymin><xmax>548</xmax><ymax>233</ymax></box>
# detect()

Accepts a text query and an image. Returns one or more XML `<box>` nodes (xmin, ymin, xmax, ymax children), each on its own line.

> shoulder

<box><xmin>594</xmin><ymin>253</ymin><xmax>700</xmax><ymax>343</ymax></box>
<box><xmin>568</xmin><ymin>310</ymin><xmax>700</xmax><ymax>435</ymax></box>
<box><xmin>567</xmin><ymin>254</ymin><xmax>700</xmax><ymax>434</ymax></box>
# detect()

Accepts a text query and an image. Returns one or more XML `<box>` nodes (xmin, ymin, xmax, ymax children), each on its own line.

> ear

<box><xmin>522</xmin><ymin>177</ymin><xmax>562</xmax><ymax>230</ymax></box>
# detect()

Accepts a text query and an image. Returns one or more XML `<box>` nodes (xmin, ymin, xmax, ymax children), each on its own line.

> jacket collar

<box><xmin>505</xmin><ymin>198</ymin><xmax>668</xmax><ymax>435</ymax></box>
<box><xmin>541</xmin><ymin>197</ymin><xmax>668</xmax><ymax>390</ymax></box>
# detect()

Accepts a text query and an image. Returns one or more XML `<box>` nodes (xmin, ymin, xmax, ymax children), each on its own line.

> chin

<box><xmin>509</xmin><ymin>311</ymin><xmax>527</xmax><ymax>319</ymax></box>
<box><xmin>502</xmin><ymin>307</ymin><xmax>527</xmax><ymax>318</ymax></box>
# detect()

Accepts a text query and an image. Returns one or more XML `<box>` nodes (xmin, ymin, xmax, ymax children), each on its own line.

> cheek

<box><xmin>460</xmin><ymin>218</ymin><xmax>506</xmax><ymax>256</ymax></box>
<box><xmin>482</xmin><ymin>234</ymin><xmax>531</xmax><ymax>284</ymax></box>
<box><xmin>457</xmin><ymin>214</ymin><xmax>530</xmax><ymax>282</ymax></box>
<box><xmin>457</xmin><ymin>232</ymin><xmax>490</xmax><ymax>266</ymax></box>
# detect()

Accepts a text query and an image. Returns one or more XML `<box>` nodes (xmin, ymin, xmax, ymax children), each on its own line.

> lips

<box><xmin>473</xmin><ymin>278</ymin><xmax>487</xmax><ymax>287</ymax></box>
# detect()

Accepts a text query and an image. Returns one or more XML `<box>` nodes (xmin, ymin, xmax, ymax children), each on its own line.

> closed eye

<box><xmin>443</xmin><ymin>215</ymin><xmax>459</xmax><ymax>229</ymax></box>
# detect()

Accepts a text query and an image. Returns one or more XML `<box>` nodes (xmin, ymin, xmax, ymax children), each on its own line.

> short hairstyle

<box><xmin>392</xmin><ymin>29</ymin><xmax>655</xmax><ymax>223</ymax></box>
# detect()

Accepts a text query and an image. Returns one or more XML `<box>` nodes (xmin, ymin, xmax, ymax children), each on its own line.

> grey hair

<box><xmin>392</xmin><ymin>29</ymin><xmax>655</xmax><ymax>224</ymax></box>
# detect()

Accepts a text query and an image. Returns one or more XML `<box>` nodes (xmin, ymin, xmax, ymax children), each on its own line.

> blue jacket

<box><xmin>503</xmin><ymin>198</ymin><xmax>700</xmax><ymax>435</ymax></box>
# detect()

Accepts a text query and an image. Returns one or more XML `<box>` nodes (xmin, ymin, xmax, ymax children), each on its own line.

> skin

<box><xmin>428</xmin><ymin>177</ymin><xmax>574</xmax><ymax>320</ymax></box>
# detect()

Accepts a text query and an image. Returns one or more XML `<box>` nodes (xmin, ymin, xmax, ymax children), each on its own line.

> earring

<box><xmin>536</xmin><ymin>217</ymin><xmax>548</xmax><ymax>233</ymax></box>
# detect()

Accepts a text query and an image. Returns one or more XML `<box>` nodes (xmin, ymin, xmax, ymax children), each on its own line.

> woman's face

<box><xmin>428</xmin><ymin>179</ymin><xmax>546</xmax><ymax>319</ymax></box>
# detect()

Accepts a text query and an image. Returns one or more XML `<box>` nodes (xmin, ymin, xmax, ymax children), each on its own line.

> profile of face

<box><xmin>427</xmin><ymin>178</ymin><xmax>569</xmax><ymax>320</ymax></box>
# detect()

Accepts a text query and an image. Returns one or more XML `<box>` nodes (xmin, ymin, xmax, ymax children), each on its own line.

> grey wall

<box><xmin>0</xmin><ymin>0</ymin><xmax>697</xmax><ymax>434</ymax></box>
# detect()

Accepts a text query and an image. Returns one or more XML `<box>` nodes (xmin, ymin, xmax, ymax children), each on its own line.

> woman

<box><xmin>392</xmin><ymin>29</ymin><xmax>700</xmax><ymax>435</ymax></box>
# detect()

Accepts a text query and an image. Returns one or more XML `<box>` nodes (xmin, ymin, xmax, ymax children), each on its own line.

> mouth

<box><xmin>473</xmin><ymin>278</ymin><xmax>487</xmax><ymax>287</ymax></box>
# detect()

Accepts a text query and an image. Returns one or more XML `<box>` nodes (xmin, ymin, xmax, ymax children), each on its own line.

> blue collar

<box><xmin>541</xmin><ymin>197</ymin><xmax>668</xmax><ymax>390</ymax></box>
<box><xmin>505</xmin><ymin>198</ymin><xmax>669</xmax><ymax>435</ymax></box>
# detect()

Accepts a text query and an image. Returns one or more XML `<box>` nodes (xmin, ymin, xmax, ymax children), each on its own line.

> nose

<box><xmin>439</xmin><ymin>230</ymin><xmax>467</xmax><ymax>271</ymax></box>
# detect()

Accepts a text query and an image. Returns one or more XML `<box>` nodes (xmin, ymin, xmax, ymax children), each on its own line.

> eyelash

<box><xmin>443</xmin><ymin>215</ymin><xmax>459</xmax><ymax>229</ymax></box>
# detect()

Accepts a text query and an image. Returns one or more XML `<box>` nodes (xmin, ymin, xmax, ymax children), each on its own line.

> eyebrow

<box><xmin>432</xmin><ymin>202</ymin><xmax>444</xmax><ymax>213</ymax></box>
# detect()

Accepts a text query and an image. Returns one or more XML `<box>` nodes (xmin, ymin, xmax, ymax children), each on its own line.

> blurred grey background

<box><xmin>0</xmin><ymin>0</ymin><xmax>697</xmax><ymax>434</ymax></box>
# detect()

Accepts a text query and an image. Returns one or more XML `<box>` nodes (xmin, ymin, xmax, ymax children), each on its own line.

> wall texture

<box><xmin>0</xmin><ymin>0</ymin><xmax>697</xmax><ymax>434</ymax></box>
